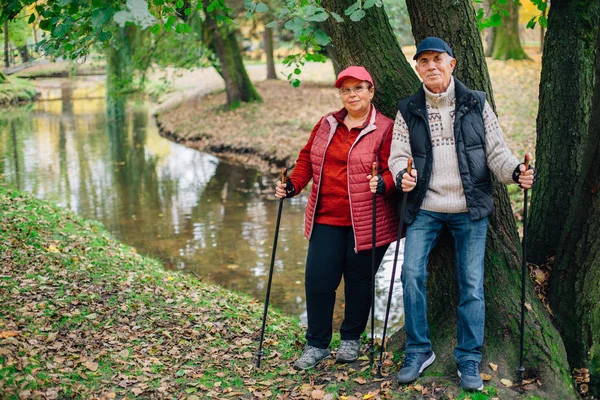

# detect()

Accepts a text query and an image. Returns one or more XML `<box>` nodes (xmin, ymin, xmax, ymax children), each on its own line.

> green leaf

<box><xmin>255</xmin><ymin>2</ymin><xmax>269</xmax><ymax>13</ymax></box>
<box><xmin>344</xmin><ymin>0</ymin><xmax>361</xmax><ymax>16</ymax></box>
<box><xmin>265</xmin><ymin>21</ymin><xmax>278</xmax><ymax>29</ymax></box>
<box><xmin>39</xmin><ymin>19</ymin><xmax>52</xmax><ymax>31</ymax></box>
<box><xmin>539</xmin><ymin>15</ymin><xmax>547</xmax><ymax>28</ymax></box>
<box><xmin>501</xmin><ymin>9</ymin><xmax>509</xmax><ymax>17</ymax></box>
<box><xmin>91</xmin><ymin>8</ymin><xmax>110</xmax><ymax>29</ymax></box>
<box><xmin>473</xmin><ymin>0</ymin><xmax>482</xmax><ymax>3</ymax></box>
<box><xmin>330</xmin><ymin>11</ymin><xmax>343</xmax><ymax>23</ymax></box>
<box><xmin>497</xmin><ymin>0</ymin><xmax>507</xmax><ymax>4</ymax></box>
<box><xmin>284</xmin><ymin>17</ymin><xmax>305</xmax><ymax>33</ymax></box>
<box><xmin>291</xmin><ymin>79</ymin><xmax>301</xmax><ymax>88</ymax></box>
<box><xmin>151</xmin><ymin>23</ymin><xmax>161</xmax><ymax>34</ymax></box>
<box><xmin>537</xmin><ymin>1</ymin><xmax>547</xmax><ymax>11</ymax></box>
<box><xmin>98</xmin><ymin>31</ymin><xmax>112</xmax><ymax>41</ymax></box>
<box><xmin>176</xmin><ymin>0</ymin><xmax>184</xmax><ymax>7</ymax></box>
<box><xmin>476</xmin><ymin>7</ymin><xmax>484</xmax><ymax>20</ymax></box>
<box><xmin>306</xmin><ymin>12</ymin><xmax>329</xmax><ymax>22</ymax></box>
<box><xmin>490</xmin><ymin>13</ymin><xmax>502</xmax><ymax>26</ymax></box>
<box><xmin>304</xmin><ymin>5</ymin><xmax>316</xmax><ymax>16</ymax></box>
<box><xmin>349</xmin><ymin>9</ymin><xmax>365</xmax><ymax>22</ymax></box>
<box><xmin>175</xmin><ymin>22</ymin><xmax>191</xmax><ymax>33</ymax></box>
<box><xmin>526</xmin><ymin>18</ymin><xmax>537</xmax><ymax>29</ymax></box>
<box><xmin>208</xmin><ymin>0</ymin><xmax>220</xmax><ymax>13</ymax></box>
<box><xmin>28</xmin><ymin>13</ymin><xmax>36</xmax><ymax>24</ymax></box>
<box><xmin>294</xmin><ymin>68</ymin><xmax>301</xmax><ymax>75</ymax></box>
<box><xmin>185</xmin><ymin>7</ymin><xmax>192</xmax><ymax>16</ymax></box>
<box><xmin>313</xmin><ymin>28</ymin><xmax>330</xmax><ymax>46</ymax></box>
<box><xmin>152</xmin><ymin>0</ymin><xmax>165</xmax><ymax>5</ymax></box>
<box><xmin>165</xmin><ymin>15</ymin><xmax>176</xmax><ymax>30</ymax></box>
<box><xmin>364</xmin><ymin>0</ymin><xmax>377</xmax><ymax>9</ymax></box>
<box><xmin>52</xmin><ymin>23</ymin><xmax>71</xmax><ymax>38</ymax></box>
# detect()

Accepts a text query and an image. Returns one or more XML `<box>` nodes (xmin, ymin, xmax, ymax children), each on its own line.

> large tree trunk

<box><xmin>527</xmin><ymin>0</ymin><xmax>600</xmax><ymax>265</ymax></box>
<box><xmin>550</xmin><ymin>33</ymin><xmax>600</xmax><ymax>397</ymax></box>
<box><xmin>322</xmin><ymin>0</ymin><xmax>420</xmax><ymax>118</ymax></box>
<box><xmin>203</xmin><ymin>0</ymin><xmax>262</xmax><ymax>107</ymax></box>
<box><xmin>325</xmin><ymin>0</ymin><xmax>574</xmax><ymax>396</ymax></box>
<box><xmin>264</xmin><ymin>27</ymin><xmax>277</xmax><ymax>80</ymax></box>
<box><xmin>491</xmin><ymin>0</ymin><xmax>530</xmax><ymax>60</ymax></box>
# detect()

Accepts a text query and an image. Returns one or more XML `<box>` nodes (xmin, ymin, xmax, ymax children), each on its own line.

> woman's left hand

<box><xmin>367</xmin><ymin>174</ymin><xmax>378</xmax><ymax>194</ymax></box>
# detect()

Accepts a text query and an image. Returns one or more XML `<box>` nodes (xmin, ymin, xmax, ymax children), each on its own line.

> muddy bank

<box><xmin>154</xmin><ymin>80</ymin><xmax>341</xmax><ymax>174</ymax></box>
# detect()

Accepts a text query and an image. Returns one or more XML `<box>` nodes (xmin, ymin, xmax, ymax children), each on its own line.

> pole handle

<box><xmin>372</xmin><ymin>161</ymin><xmax>377</xmax><ymax>177</ymax></box>
<box><xmin>281</xmin><ymin>168</ymin><xmax>287</xmax><ymax>184</ymax></box>
<box><xmin>524</xmin><ymin>153</ymin><xmax>530</xmax><ymax>169</ymax></box>
<box><xmin>407</xmin><ymin>158</ymin><xmax>413</xmax><ymax>175</ymax></box>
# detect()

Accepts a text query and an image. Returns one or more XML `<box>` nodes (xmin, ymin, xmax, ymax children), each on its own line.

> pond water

<box><xmin>0</xmin><ymin>78</ymin><xmax>404</xmax><ymax>336</ymax></box>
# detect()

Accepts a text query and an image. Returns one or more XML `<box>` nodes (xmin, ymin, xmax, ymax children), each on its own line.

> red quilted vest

<box><xmin>304</xmin><ymin>107</ymin><xmax>399</xmax><ymax>252</ymax></box>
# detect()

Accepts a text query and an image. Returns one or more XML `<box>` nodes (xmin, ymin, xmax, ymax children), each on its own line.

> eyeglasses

<box><xmin>339</xmin><ymin>84</ymin><xmax>369</xmax><ymax>96</ymax></box>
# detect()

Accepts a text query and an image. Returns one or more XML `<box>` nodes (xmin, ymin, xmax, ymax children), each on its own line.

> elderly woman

<box><xmin>275</xmin><ymin>66</ymin><xmax>398</xmax><ymax>370</ymax></box>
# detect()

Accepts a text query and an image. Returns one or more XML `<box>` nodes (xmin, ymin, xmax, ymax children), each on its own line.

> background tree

<box><xmin>527</xmin><ymin>0</ymin><xmax>600</xmax><ymax>265</ymax></box>
<box><xmin>491</xmin><ymin>0</ymin><xmax>530</xmax><ymax>60</ymax></box>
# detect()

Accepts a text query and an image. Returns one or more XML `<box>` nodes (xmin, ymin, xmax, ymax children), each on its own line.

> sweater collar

<box><xmin>423</xmin><ymin>77</ymin><xmax>456</xmax><ymax>108</ymax></box>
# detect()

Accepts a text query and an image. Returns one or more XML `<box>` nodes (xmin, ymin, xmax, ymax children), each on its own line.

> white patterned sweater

<box><xmin>389</xmin><ymin>77</ymin><xmax>519</xmax><ymax>214</ymax></box>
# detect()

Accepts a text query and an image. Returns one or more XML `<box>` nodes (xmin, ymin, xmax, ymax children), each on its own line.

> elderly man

<box><xmin>389</xmin><ymin>37</ymin><xmax>535</xmax><ymax>391</ymax></box>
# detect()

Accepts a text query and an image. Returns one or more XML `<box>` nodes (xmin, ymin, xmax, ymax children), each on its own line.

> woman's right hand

<box><xmin>401</xmin><ymin>169</ymin><xmax>418</xmax><ymax>192</ymax></box>
<box><xmin>275</xmin><ymin>180</ymin><xmax>287</xmax><ymax>198</ymax></box>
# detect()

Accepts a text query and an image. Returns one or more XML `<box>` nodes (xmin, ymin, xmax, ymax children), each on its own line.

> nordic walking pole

<box><xmin>256</xmin><ymin>168</ymin><xmax>287</xmax><ymax>368</ymax></box>
<box><xmin>518</xmin><ymin>154</ymin><xmax>530</xmax><ymax>384</ymax></box>
<box><xmin>377</xmin><ymin>158</ymin><xmax>412</xmax><ymax>378</ymax></box>
<box><xmin>369</xmin><ymin>161</ymin><xmax>378</xmax><ymax>366</ymax></box>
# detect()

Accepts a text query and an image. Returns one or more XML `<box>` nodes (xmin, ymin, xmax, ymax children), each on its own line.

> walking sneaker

<box><xmin>293</xmin><ymin>345</ymin><xmax>331</xmax><ymax>370</ymax></box>
<box><xmin>397</xmin><ymin>351</ymin><xmax>436</xmax><ymax>384</ymax></box>
<box><xmin>457</xmin><ymin>360</ymin><xmax>484</xmax><ymax>391</ymax></box>
<box><xmin>335</xmin><ymin>340</ymin><xmax>361</xmax><ymax>363</ymax></box>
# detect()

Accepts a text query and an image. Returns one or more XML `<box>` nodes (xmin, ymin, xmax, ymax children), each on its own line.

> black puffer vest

<box><xmin>398</xmin><ymin>78</ymin><xmax>492</xmax><ymax>224</ymax></box>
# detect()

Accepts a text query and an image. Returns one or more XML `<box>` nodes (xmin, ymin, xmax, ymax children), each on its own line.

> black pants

<box><xmin>305</xmin><ymin>223</ymin><xmax>389</xmax><ymax>349</ymax></box>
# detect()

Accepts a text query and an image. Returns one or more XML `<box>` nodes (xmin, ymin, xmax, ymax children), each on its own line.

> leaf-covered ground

<box><xmin>1</xmin><ymin>187</ymin><xmax>536</xmax><ymax>399</ymax></box>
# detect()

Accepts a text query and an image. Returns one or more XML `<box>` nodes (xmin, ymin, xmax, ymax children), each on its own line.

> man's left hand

<box><xmin>514</xmin><ymin>164</ymin><xmax>535</xmax><ymax>189</ymax></box>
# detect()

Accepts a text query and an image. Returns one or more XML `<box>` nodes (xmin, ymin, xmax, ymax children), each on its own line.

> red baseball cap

<box><xmin>335</xmin><ymin>66</ymin><xmax>374</xmax><ymax>88</ymax></box>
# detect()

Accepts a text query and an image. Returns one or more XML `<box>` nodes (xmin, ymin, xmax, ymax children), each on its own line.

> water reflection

<box><xmin>0</xmin><ymin>78</ymin><xmax>404</xmax><ymax>335</ymax></box>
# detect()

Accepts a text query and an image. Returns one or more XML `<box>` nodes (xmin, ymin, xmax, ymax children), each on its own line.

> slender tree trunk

<box><xmin>491</xmin><ymin>0</ymin><xmax>530</xmax><ymax>60</ymax></box>
<box><xmin>18</xmin><ymin>45</ymin><xmax>30</xmax><ymax>63</ymax></box>
<box><xmin>322</xmin><ymin>0</ymin><xmax>420</xmax><ymax>117</ymax></box>
<box><xmin>527</xmin><ymin>0</ymin><xmax>600</xmax><ymax>265</ymax></box>
<box><xmin>540</xmin><ymin>7</ymin><xmax>546</xmax><ymax>52</ymax></box>
<box><xmin>106</xmin><ymin>26</ymin><xmax>136</xmax><ymax>122</ymax></box>
<box><xmin>4</xmin><ymin>20</ymin><xmax>9</xmax><ymax>68</ymax></box>
<box><xmin>202</xmin><ymin>0</ymin><xmax>261</xmax><ymax>107</ymax></box>
<box><xmin>550</xmin><ymin>32</ymin><xmax>600</xmax><ymax>397</ymax></box>
<box><xmin>264</xmin><ymin>27</ymin><xmax>277</xmax><ymax>80</ymax></box>
<box><xmin>323</xmin><ymin>0</ymin><xmax>574</xmax><ymax>395</ymax></box>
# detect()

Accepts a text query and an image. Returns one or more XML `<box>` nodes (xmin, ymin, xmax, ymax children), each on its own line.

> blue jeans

<box><xmin>401</xmin><ymin>210</ymin><xmax>488</xmax><ymax>363</ymax></box>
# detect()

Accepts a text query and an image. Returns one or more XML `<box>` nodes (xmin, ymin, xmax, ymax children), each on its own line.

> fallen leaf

<box><xmin>84</xmin><ymin>360</ymin><xmax>98</xmax><ymax>372</ymax></box>
<box><xmin>0</xmin><ymin>331</ymin><xmax>18</xmax><ymax>339</ymax></box>
<box><xmin>47</xmin><ymin>244</ymin><xmax>60</xmax><ymax>253</ymax></box>
<box><xmin>311</xmin><ymin>389</ymin><xmax>325</xmax><ymax>399</ymax></box>
<box><xmin>489</xmin><ymin>362</ymin><xmax>498</xmax><ymax>372</ymax></box>
<box><xmin>501</xmin><ymin>378</ymin><xmax>513</xmax><ymax>387</ymax></box>
<box><xmin>525</xmin><ymin>302</ymin><xmax>533</xmax><ymax>311</ymax></box>
<box><xmin>353</xmin><ymin>377</ymin><xmax>367</xmax><ymax>385</ymax></box>
<box><xmin>481</xmin><ymin>373</ymin><xmax>493</xmax><ymax>381</ymax></box>
<box><xmin>414</xmin><ymin>384</ymin><xmax>423</xmax><ymax>391</ymax></box>
<box><xmin>227</xmin><ymin>264</ymin><xmax>239</xmax><ymax>269</ymax></box>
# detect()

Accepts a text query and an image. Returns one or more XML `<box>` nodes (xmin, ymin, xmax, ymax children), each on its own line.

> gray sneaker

<box><xmin>336</xmin><ymin>340</ymin><xmax>361</xmax><ymax>363</ymax></box>
<box><xmin>293</xmin><ymin>345</ymin><xmax>331</xmax><ymax>370</ymax></box>
<box><xmin>457</xmin><ymin>360</ymin><xmax>484</xmax><ymax>391</ymax></box>
<box><xmin>397</xmin><ymin>351</ymin><xmax>436</xmax><ymax>384</ymax></box>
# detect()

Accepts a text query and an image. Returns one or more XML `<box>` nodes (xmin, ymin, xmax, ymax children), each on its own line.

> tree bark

<box><xmin>491</xmin><ymin>0</ymin><xmax>530</xmax><ymax>60</ymax></box>
<box><xmin>325</xmin><ymin>0</ymin><xmax>574</xmax><ymax>396</ymax></box>
<box><xmin>527</xmin><ymin>0</ymin><xmax>600</xmax><ymax>266</ymax></box>
<box><xmin>202</xmin><ymin>0</ymin><xmax>262</xmax><ymax>107</ymax></box>
<box><xmin>550</xmin><ymin>32</ymin><xmax>600</xmax><ymax>397</ymax></box>
<box><xmin>322</xmin><ymin>0</ymin><xmax>420</xmax><ymax>118</ymax></box>
<box><xmin>264</xmin><ymin>27</ymin><xmax>277</xmax><ymax>80</ymax></box>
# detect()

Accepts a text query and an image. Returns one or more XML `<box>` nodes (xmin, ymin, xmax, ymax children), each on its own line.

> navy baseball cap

<box><xmin>413</xmin><ymin>37</ymin><xmax>454</xmax><ymax>60</ymax></box>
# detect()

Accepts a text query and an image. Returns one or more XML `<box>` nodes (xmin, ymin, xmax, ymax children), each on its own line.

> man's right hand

<box><xmin>401</xmin><ymin>169</ymin><xmax>418</xmax><ymax>192</ymax></box>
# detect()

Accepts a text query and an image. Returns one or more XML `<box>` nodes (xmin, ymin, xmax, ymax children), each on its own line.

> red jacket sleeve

<box><xmin>288</xmin><ymin>119</ymin><xmax>322</xmax><ymax>195</ymax></box>
<box><xmin>379</xmin><ymin>124</ymin><xmax>396</xmax><ymax>197</ymax></box>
